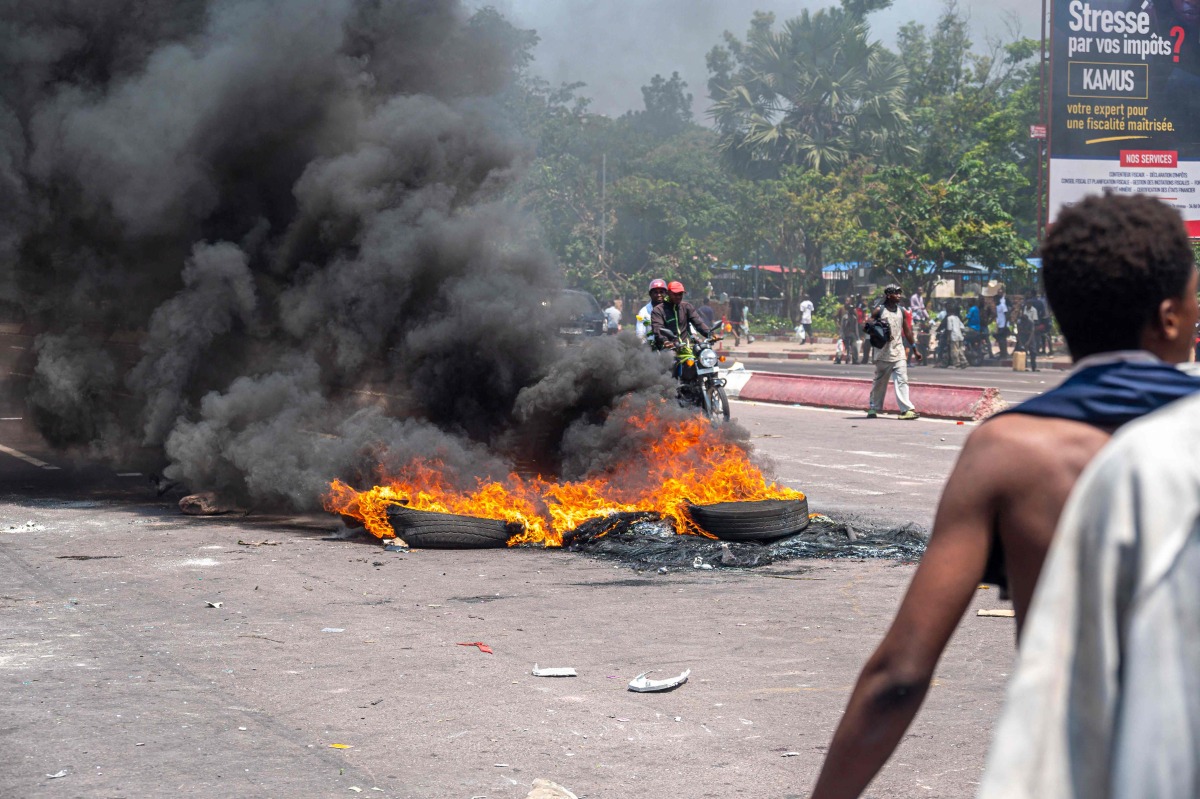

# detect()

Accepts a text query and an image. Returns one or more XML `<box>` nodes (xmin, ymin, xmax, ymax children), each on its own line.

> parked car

<box><xmin>552</xmin><ymin>289</ymin><xmax>606</xmax><ymax>341</ymax></box>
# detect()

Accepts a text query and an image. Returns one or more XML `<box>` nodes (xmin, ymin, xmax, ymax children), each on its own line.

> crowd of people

<box><xmin>831</xmin><ymin>286</ymin><xmax>1055</xmax><ymax>370</ymax></box>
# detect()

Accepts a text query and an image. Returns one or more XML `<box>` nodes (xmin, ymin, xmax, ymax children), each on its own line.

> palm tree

<box><xmin>708</xmin><ymin>8</ymin><xmax>911</xmax><ymax>175</ymax></box>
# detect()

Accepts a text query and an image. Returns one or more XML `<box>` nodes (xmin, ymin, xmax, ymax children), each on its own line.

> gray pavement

<box><xmin>0</xmin><ymin>402</ymin><xmax>1016</xmax><ymax>799</ymax></box>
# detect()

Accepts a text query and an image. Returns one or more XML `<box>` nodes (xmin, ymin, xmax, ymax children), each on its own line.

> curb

<box><xmin>735</xmin><ymin>371</ymin><xmax>1007</xmax><ymax>421</ymax></box>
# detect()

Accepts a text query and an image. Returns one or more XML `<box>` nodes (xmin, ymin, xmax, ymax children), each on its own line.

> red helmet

<box><xmin>647</xmin><ymin>278</ymin><xmax>667</xmax><ymax>294</ymax></box>
<box><xmin>667</xmin><ymin>281</ymin><xmax>685</xmax><ymax>294</ymax></box>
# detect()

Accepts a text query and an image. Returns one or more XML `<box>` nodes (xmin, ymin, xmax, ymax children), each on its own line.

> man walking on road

<box><xmin>810</xmin><ymin>192</ymin><xmax>1200</xmax><ymax>799</ymax></box>
<box><xmin>866</xmin><ymin>284</ymin><xmax>922</xmax><ymax>419</ymax></box>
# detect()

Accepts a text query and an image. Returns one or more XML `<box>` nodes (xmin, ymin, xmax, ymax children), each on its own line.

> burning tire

<box><xmin>386</xmin><ymin>506</ymin><xmax>520</xmax><ymax>549</ymax></box>
<box><xmin>685</xmin><ymin>498</ymin><xmax>810</xmax><ymax>542</ymax></box>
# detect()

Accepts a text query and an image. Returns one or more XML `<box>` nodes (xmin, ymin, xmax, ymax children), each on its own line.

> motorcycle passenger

<box><xmin>635</xmin><ymin>278</ymin><xmax>669</xmax><ymax>345</ymax></box>
<box><xmin>651</xmin><ymin>281</ymin><xmax>718</xmax><ymax>376</ymax></box>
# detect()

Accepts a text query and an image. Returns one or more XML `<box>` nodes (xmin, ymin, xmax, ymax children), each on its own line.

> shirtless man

<box><xmin>810</xmin><ymin>193</ymin><xmax>1200</xmax><ymax>799</ymax></box>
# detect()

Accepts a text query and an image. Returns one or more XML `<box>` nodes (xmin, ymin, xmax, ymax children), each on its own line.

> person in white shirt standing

<box><xmin>798</xmin><ymin>295</ymin><xmax>815</xmax><ymax>346</ymax></box>
<box><xmin>945</xmin><ymin>304</ymin><xmax>968</xmax><ymax>368</ymax></box>
<box><xmin>994</xmin><ymin>288</ymin><xmax>1010</xmax><ymax>358</ymax></box>
<box><xmin>866</xmin><ymin>284</ymin><xmax>922</xmax><ymax>419</ymax></box>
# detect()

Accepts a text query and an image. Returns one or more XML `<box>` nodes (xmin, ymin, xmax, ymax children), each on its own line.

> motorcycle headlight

<box><xmin>698</xmin><ymin>348</ymin><xmax>718</xmax><ymax>369</ymax></box>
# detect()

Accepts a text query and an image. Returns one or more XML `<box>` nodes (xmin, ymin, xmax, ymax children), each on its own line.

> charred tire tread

<box><xmin>686</xmin><ymin>498</ymin><xmax>810</xmax><ymax>542</ymax></box>
<box><xmin>387</xmin><ymin>508</ymin><xmax>516</xmax><ymax>549</ymax></box>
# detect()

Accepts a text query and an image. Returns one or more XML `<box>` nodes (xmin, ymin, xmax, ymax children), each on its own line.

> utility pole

<box><xmin>599</xmin><ymin>153</ymin><xmax>606</xmax><ymax>270</ymax></box>
<box><xmin>1038</xmin><ymin>0</ymin><xmax>1048</xmax><ymax>243</ymax></box>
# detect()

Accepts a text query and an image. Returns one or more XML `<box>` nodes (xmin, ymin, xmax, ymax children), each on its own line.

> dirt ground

<box><xmin>1</xmin><ymin>493</ymin><xmax>1017</xmax><ymax>799</ymax></box>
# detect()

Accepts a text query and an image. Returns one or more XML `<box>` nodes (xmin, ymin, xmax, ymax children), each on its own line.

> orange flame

<box><xmin>324</xmin><ymin>405</ymin><xmax>803</xmax><ymax>546</ymax></box>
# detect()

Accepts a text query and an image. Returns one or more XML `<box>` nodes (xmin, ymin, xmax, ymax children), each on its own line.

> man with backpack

<box><xmin>864</xmin><ymin>284</ymin><xmax>922</xmax><ymax>419</ymax></box>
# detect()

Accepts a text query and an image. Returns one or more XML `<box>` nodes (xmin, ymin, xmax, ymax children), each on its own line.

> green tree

<box><xmin>707</xmin><ymin>6</ymin><xmax>911</xmax><ymax>175</ymax></box>
<box><xmin>856</xmin><ymin>159</ymin><xmax>1030</xmax><ymax>294</ymax></box>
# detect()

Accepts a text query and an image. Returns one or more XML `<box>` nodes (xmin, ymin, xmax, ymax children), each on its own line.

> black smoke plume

<box><xmin>0</xmin><ymin>0</ymin><xmax>698</xmax><ymax>509</ymax></box>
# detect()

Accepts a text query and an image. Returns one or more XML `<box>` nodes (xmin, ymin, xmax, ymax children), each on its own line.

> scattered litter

<box><xmin>458</xmin><ymin>641</ymin><xmax>493</xmax><ymax>654</ymax></box>
<box><xmin>656</xmin><ymin>566</ymin><xmax>668</xmax><ymax>574</ymax></box>
<box><xmin>977</xmin><ymin>609</ymin><xmax>1015</xmax><ymax>618</ymax></box>
<box><xmin>531</xmin><ymin>664</ymin><xmax>577</xmax><ymax>677</ymax></box>
<box><xmin>628</xmin><ymin>669</ymin><xmax>690</xmax><ymax>693</ymax></box>
<box><xmin>329</xmin><ymin>743</ymin><xmax>352</xmax><ymax>749</ymax></box>
<box><xmin>383</xmin><ymin>539</ymin><xmax>409</xmax><ymax>552</ymax></box>
<box><xmin>956</xmin><ymin>421</ymin><xmax>965</xmax><ymax>425</ymax></box>
<box><xmin>179</xmin><ymin>491</ymin><xmax>237</xmax><ymax>516</ymax></box>
<box><xmin>206</xmin><ymin>601</ymin><xmax>223</xmax><ymax>608</ymax></box>
<box><xmin>135</xmin><ymin>742</ymin><xmax>145</xmax><ymax>746</ymax></box>
<box><xmin>524</xmin><ymin>779</ymin><xmax>578</xmax><ymax>799</ymax></box>
<box><xmin>56</xmin><ymin>554</ymin><xmax>122</xmax><ymax>561</ymax></box>
<box><xmin>237</xmin><ymin>539</ymin><xmax>281</xmax><ymax>547</ymax></box>
<box><xmin>978</xmin><ymin>585</ymin><xmax>990</xmax><ymax>590</ymax></box>
<box><xmin>322</xmin><ymin>628</ymin><xmax>345</xmax><ymax>633</ymax></box>
<box><xmin>238</xmin><ymin>727</ymin><xmax>247</xmax><ymax>731</ymax></box>
<box><xmin>348</xmin><ymin>788</ymin><xmax>362</xmax><ymax>793</ymax></box>
<box><xmin>615</xmin><ymin>717</ymin><xmax>629</xmax><ymax>722</ymax></box>
<box><xmin>3</xmin><ymin>520</ymin><xmax>45</xmax><ymax>533</ymax></box>
<box><xmin>494</xmin><ymin>763</ymin><xmax>511</xmax><ymax>767</ymax></box>
<box><xmin>692</xmin><ymin>556</ymin><xmax>713</xmax><ymax>570</ymax></box>
<box><xmin>46</xmin><ymin>770</ymin><xmax>68</xmax><ymax>779</ymax></box>
<box><xmin>781</xmin><ymin>751</ymin><xmax>800</xmax><ymax>757</ymax></box>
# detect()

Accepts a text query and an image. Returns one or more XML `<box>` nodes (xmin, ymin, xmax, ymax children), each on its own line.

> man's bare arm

<box><xmin>810</xmin><ymin>428</ymin><xmax>1005</xmax><ymax>798</ymax></box>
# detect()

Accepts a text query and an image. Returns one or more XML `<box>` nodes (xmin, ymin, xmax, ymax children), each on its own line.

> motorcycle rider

<box><xmin>651</xmin><ymin>281</ymin><xmax>719</xmax><ymax>374</ymax></box>
<box><xmin>635</xmin><ymin>278</ymin><xmax>669</xmax><ymax>345</ymax></box>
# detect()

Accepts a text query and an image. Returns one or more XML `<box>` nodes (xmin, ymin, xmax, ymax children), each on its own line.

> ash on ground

<box><xmin>557</xmin><ymin>512</ymin><xmax>927</xmax><ymax>570</ymax></box>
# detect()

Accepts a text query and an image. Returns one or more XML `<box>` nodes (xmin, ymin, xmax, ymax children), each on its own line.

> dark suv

<box><xmin>552</xmin><ymin>289</ymin><xmax>606</xmax><ymax>341</ymax></box>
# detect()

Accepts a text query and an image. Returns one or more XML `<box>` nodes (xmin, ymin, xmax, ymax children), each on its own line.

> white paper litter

<box><xmin>627</xmin><ymin>668</ymin><xmax>690</xmax><ymax>692</ymax></box>
<box><xmin>531</xmin><ymin>664</ymin><xmax>577</xmax><ymax>677</ymax></box>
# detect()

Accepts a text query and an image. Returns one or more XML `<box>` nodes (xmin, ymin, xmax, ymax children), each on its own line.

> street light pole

<box><xmin>1038</xmin><ymin>0</ymin><xmax>1048</xmax><ymax>243</ymax></box>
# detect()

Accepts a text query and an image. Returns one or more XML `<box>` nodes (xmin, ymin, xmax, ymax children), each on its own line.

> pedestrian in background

<box><xmin>727</xmin><ymin>296</ymin><xmax>745</xmax><ymax>347</ymax></box>
<box><xmin>945</xmin><ymin>303</ymin><xmax>967</xmax><ymax>368</ymax></box>
<box><xmin>603</xmin><ymin>297</ymin><xmax>621</xmax><ymax>335</ymax></box>
<box><xmin>799</xmin><ymin>294</ymin><xmax>815</xmax><ymax>346</ymax></box>
<box><xmin>866</xmin><ymin>284</ymin><xmax>921</xmax><ymax>419</ymax></box>
<box><xmin>994</xmin><ymin>288</ymin><xmax>1010</xmax><ymax>358</ymax></box>
<box><xmin>837</xmin><ymin>301</ymin><xmax>860</xmax><ymax>364</ymax></box>
<box><xmin>698</xmin><ymin>297</ymin><xmax>716</xmax><ymax>331</ymax></box>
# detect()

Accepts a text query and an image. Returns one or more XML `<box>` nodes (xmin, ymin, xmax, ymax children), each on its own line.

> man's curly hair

<box><xmin>1042</xmin><ymin>193</ymin><xmax>1195</xmax><ymax>358</ymax></box>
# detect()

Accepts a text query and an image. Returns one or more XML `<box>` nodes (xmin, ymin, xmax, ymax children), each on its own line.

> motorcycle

<box><xmin>660</xmin><ymin>330</ymin><xmax>731</xmax><ymax>422</ymax></box>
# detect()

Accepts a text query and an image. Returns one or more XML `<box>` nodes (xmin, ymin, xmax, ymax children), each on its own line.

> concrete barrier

<box><xmin>735</xmin><ymin>371</ymin><xmax>1007</xmax><ymax>421</ymax></box>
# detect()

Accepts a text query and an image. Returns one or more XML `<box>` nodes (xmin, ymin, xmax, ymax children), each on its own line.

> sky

<box><xmin>479</xmin><ymin>0</ymin><xmax>1044</xmax><ymax>120</ymax></box>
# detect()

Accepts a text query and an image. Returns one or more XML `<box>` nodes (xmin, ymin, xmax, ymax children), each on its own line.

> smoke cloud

<box><xmin>0</xmin><ymin>0</ymin><xmax>699</xmax><ymax>509</ymax></box>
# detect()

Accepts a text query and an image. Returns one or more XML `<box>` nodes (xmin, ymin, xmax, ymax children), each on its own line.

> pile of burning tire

<box><xmin>383</xmin><ymin>498</ymin><xmax>811</xmax><ymax>549</ymax></box>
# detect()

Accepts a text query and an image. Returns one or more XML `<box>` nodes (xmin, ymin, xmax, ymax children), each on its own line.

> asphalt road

<box><xmin>0</xmin><ymin>400</ymin><xmax>1020</xmax><ymax>799</ymax></box>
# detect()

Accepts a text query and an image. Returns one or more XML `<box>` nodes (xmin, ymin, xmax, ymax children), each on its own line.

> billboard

<box><xmin>1050</xmin><ymin>0</ymin><xmax>1200</xmax><ymax>235</ymax></box>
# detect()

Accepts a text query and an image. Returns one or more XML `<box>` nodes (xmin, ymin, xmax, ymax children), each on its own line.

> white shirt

<box><xmin>995</xmin><ymin>297</ymin><xmax>1008</xmax><ymax>328</ymax></box>
<box><xmin>945</xmin><ymin>314</ymin><xmax>965</xmax><ymax>343</ymax></box>
<box><xmin>978</xmin><ymin>391</ymin><xmax>1200</xmax><ymax>799</ymax></box>
<box><xmin>799</xmin><ymin>300</ymin><xmax>814</xmax><ymax>324</ymax></box>
<box><xmin>635</xmin><ymin>302</ymin><xmax>654</xmax><ymax>341</ymax></box>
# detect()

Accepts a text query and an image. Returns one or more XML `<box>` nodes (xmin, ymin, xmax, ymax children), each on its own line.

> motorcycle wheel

<box><xmin>702</xmin><ymin>384</ymin><xmax>731</xmax><ymax>422</ymax></box>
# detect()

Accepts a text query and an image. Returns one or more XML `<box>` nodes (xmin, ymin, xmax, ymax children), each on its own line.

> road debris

<box><xmin>781</xmin><ymin>751</ymin><xmax>800</xmax><ymax>757</ymax></box>
<box><xmin>322</xmin><ymin>627</ymin><xmax>345</xmax><ymax>633</ymax></box>
<box><xmin>628</xmin><ymin>668</ymin><xmax>690</xmax><ymax>693</ymax></box>
<box><xmin>531</xmin><ymin>664</ymin><xmax>577</xmax><ymax>677</ymax></box>
<box><xmin>458</xmin><ymin>641</ymin><xmax>493</xmax><ymax>654</ymax></box>
<box><xmin>383</xmin><ymin>539</ymin><xmax>410</xmax><ymax>552</ymax></box>
<box><xmin>179</xmin><ymin>492</ymin><xmax>237</xmax><ymax>515</ymax></box>
<box><xmin>46</xmin><ymin>770</ymin><xmax>68</xmax><ymax>779</ymax></box>
<box><xmin>237</xmin><ymin>539</ymin><xmax>281</xmax><ymax>547</ymax></box>
<box><xmin>977</xmin><ymin>609</ymin><xmax>1015</xmax><ymax>618</ymax></box>
<box><xmin>329</xmin><ymin>743</ymin><xmax>352</xmax><ymax>749</ymax></box>
<box><xmin>524</xmin><ymin>778</ymin><xmax>578</xmax><ymax>798</ymax></box>
<box><xmin>205</xmin><ymin>601</ymin><xmax>223</xmax><ymax>608</ymax></box>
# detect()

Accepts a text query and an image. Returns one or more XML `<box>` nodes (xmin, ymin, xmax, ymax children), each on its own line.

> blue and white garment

<box><xmin>978</xmin><ymin>391</ymin><xmax>1200</xmax><ymax>799</ymax></box>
